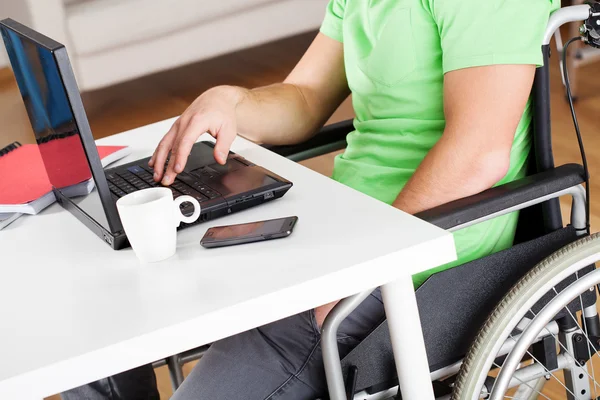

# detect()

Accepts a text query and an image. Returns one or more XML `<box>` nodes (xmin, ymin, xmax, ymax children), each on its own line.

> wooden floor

<box><xmin>1</xmin><ymin>31</ymin><xmax>599</xmax><ymax>399</ymax></box>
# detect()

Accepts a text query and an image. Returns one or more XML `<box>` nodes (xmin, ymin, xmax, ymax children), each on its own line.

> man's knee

<box><xmin>173</xmin><ymin>312</ymin><xmax>324</xmax><ymax>399</ymax></box>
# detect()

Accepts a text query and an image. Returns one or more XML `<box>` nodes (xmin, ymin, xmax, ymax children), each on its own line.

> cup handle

<box><xmin>173</xmin><ymin>195</ymin><xmax>201</xmax><ymax>226</ymax></box>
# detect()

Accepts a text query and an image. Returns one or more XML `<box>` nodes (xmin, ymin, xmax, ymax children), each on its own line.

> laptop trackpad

<box><xmin>190</xmin><ymin>158</ymin><xmax>243</xmax><ymax>178</ymax></box>
<box><xmin>201</xmin><ymin>167</ymin><xmax>278</xmax><ymax>198</ymax></box>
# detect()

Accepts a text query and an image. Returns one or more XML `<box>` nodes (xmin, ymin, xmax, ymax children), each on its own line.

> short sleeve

<box><xmin>320</xmin><ymin>0</ymin><xmax>346</xmax><ymax>43</ymax></box>
<box><xmin>433</xmin><ymin>0</ymin><xmax>555</xmax><ymax>73</ymax></box>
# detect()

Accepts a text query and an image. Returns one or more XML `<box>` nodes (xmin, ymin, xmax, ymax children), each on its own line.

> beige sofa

<box><xmin>1</xmin><ymin>0</ymin><xmax>328</xmax><ymax>91</ymax></box>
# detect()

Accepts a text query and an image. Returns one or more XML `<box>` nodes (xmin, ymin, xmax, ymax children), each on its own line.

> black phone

<box><xmin>200</xmin><ymin>216</ymin><xmax>298</xmax><ymax>248</ymax></box>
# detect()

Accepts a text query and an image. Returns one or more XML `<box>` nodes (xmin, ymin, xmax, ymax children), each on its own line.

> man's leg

<box><xmin>172</xmin><ymin>289</ymin><xmax>385</xmax><ymax>400</ymax></box>
<box><xmin>61</xmin><ymin>364</ymin><xmax>159</xmax><ymax>400</ymax></box>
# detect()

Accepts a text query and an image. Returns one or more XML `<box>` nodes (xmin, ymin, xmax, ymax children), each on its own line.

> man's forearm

<box><xmin>215</xmin><ymin>33</ymin><xmax>349</xmax><ymax>147</ymax></box>
<box><xmin>230</xmin><ymin>83</ymin><xmax>329</xmax><ymax>146</ymax></box>
<box><xmin>392</xmin><ymin>133</ymin><xmax>511</xmax><ymax>215</ymax></box>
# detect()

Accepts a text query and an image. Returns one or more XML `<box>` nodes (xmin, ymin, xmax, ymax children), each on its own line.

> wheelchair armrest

<box><xmin>261</xmin><ymin>119</ymin><xmax>353</xmax><ymax>162</ymax></box>
<box><xmin>415</xmin><ymin>164</ymin><xmax>586</xmax><ymax>231</ymax></box>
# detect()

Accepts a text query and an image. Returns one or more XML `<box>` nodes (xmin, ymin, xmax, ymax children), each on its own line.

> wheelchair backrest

<box><xmin>514</xmin><ymin>43</ymin><xmax>563</xmax><ymax>244</ymax></box>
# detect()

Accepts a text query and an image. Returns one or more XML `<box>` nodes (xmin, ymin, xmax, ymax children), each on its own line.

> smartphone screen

<box><xmin>201</xmin><ymin>216</ymin><xmax>297</xmax><ymax>248</ymax></box>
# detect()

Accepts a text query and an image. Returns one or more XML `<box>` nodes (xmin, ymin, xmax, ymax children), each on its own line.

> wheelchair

<box><xmin>160</xmin><ymin>4</ymin><xmax>600</xmax><ymax>400</ymax></box>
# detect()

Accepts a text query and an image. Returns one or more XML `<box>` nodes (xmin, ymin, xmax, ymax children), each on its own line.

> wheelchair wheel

<box><xmin>452</xmin><ymin>233</ymin><xmax>600</xmax><ymax>400</ymax></box>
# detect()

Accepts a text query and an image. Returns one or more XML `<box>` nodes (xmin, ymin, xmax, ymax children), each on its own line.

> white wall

<box><xmin>0</xmin><ymin>0</ymin><xmax>33</xmax><ymax>68</ymax></box>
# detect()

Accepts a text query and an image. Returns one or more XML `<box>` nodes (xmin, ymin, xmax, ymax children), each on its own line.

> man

<box><xmin>63</xmin><ymin>0</ymin><xmax>559</xmax><ymax>398</ymax></box>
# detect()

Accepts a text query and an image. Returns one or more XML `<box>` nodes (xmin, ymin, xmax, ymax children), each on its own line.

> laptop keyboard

<box><xmin>105</xmin><ymin>165</ymin><xmax>221</xmax><ymax>205</ymax></box>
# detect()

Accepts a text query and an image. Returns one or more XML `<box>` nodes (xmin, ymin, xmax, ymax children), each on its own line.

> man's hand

<box><xmin>393</xmin><ymin>64</ymin><xmax>536</xmax><ymax>214</ymax></box>
<box><xmin>149</xmin><ymin>86</ymin><xmax>243</xmax><ymax>185</ymax></box>
<box><xmin>149</xmin><ymin>33</ymin><xmax>349</xmax><ymax>186</ymax></box>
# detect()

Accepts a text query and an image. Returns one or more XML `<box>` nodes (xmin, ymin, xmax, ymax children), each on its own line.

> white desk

<box><xmin>0</xmin><ymin>118</ymin><xmax>456</xmax><ymax>400</ymax></box>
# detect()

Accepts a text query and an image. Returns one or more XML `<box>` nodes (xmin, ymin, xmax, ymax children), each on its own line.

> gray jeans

<box><xmin>62</xmin><ymin>289</ymin><xmax>384</xmax><ymax>400</ymax></box>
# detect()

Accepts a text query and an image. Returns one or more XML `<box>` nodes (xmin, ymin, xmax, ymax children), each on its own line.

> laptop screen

<box><xmin>1</xmin><ymin>22</ymin><xmax>116</xmax><ymax>233</ymax></box>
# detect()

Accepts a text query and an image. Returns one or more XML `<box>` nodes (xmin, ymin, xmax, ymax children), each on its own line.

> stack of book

<box><xmin>0</xmin><ymin>140</ymin><xmax>130</xmax><ymax>230</ymax></box>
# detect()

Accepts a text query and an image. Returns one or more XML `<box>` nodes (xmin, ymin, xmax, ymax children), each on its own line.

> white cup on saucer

<box><xmin>116</xmin><ymin>187</ymin><xmax>201</xmax><ymax>262</ymax></box>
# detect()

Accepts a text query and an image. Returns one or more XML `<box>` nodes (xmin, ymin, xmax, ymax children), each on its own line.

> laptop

<box><xmin>0</xmin><ymin>18</ymin><xmax>293</xmax><ymax>250</ymax></box>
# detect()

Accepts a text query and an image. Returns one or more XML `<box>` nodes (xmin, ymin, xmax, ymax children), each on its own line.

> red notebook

<box><xmin>0</xmin><ymin>137</ymin><xmax>130</xmax><ymax>214</ymax></box>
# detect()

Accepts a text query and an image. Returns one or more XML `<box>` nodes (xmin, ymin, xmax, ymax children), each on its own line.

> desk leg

<box><xmin>381</xmin><ymin>274</ymin><xmax>434</xmax><ymax>400</ymax></box>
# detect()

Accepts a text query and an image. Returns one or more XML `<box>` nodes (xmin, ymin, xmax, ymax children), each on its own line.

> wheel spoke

<box><xmin>492</xmin><ymin>280</ymin><xmax>599</xmax><ymax>399</ymax></box>
<box><xmin>552</xmin><ymin>284</ymin><xmax>600</xmax><ymax>395</ymax></box>
<box><xmin>553</xmin><ymin>284</ymin><xmax>600</xmax><ymax>357</ymax></box>
<box><xmin>491</xmin><ymin>361</ymin><xmax>552</xmax><ymax>400</ymax></box>
<box><xmin>524</xmin><ymin>306</ymin><xmax>599</xmax><ymax>390</ymax></box>
<box><xmin>576</xmin><ymin>271</ymin><xmax>599</xmax><ymax>398</ymax></box>
<box><xmin>506</xmin><ymin>334</ymin><xmax>577</xmax><ymax>399</ymax></box>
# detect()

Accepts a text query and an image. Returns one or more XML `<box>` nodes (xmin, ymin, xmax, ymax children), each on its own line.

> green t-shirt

<box><xmin>320</xmin><ymin>0</ymin><xmax>560</xmax><ymax>287</ymax></box>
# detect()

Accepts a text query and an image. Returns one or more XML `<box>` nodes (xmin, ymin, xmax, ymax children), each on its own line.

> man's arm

<box><xmin>151</xmin><ymin>33</ymin><xmax>349</xmax><ymax>185</ymax></box>
<box><xmin>237</xmin><ymin>34</ymin><xmax>350</xmax><ymax>145</ymax></box>
<box><xmin>392</xmin><ymin>64</ymin><xmax>536</xmax><ymax>214</ymax></box>
<box><xmin>314</xmin><ymin>65</ymin><xmax>536</xmax><ymax>328</ymax></box>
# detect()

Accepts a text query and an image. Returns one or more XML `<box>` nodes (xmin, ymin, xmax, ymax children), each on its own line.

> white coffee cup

<box><xmin>116</xmin><ymin>188</ymin><xmax>201</xmax><ymax>262</ymax></box>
